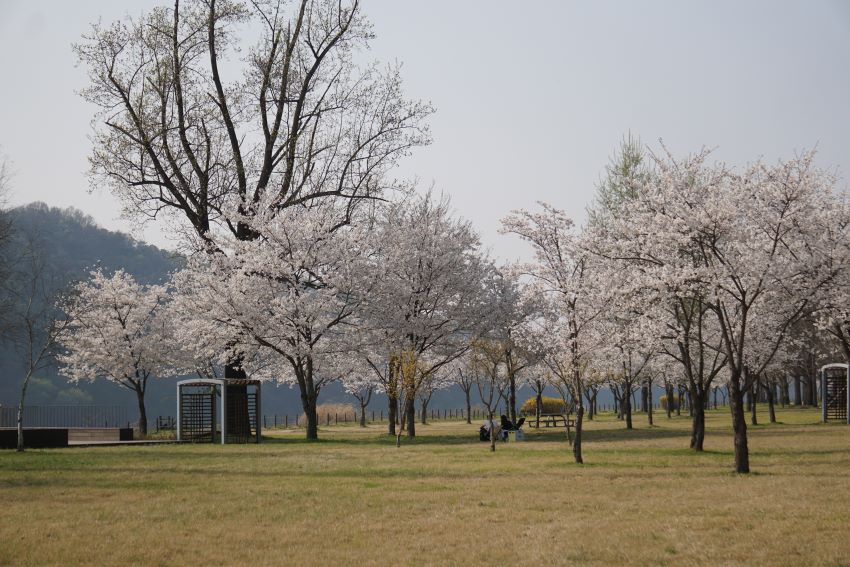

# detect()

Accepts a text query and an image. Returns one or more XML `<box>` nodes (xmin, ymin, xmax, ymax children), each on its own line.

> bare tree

<box><xmin>3</xmin><ymin>235</ymin><xmax>71</xmax><ymax>451</ymax></box>
<box><xmin>75</xmin><ymin>0</ymin><xmax>433</xmax><ymax>385</ymax></box>
<box><xmin>471</xmin><ymin>339</ymin><xmax>509</xmax><ymax>453</ymax></box>
<box><xmin>456</xmin><ymin>366</ymin><xmax>474</xmax><ymax>424</ymax></box>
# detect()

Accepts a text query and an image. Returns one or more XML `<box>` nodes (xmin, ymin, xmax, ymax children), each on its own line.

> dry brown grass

<box><xmin>1</xmin><ymin>407</ymin><xmax>849</xmax><ymax>566</ymax></box>
<box><xmin>299</xmin><ymin>402</ymin><xmax>358</xmax><ymax>427</ymax></box>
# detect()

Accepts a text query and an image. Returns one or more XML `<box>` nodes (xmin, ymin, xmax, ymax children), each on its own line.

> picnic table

<box><xmin>527</xmin><ymin>413</ymin><xmax>576</xmax><ymax>429</ymax></box>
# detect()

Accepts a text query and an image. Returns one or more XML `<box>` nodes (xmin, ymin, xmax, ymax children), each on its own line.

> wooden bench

<box><xmin>526</xmin><ymin>414</ymin><xmax>576</xmax><ymax>429</ymax></box>
<box><xmin>67</xmin><ymin>428</ymin><xmax>122</xmax><ymax>443</ymax></box>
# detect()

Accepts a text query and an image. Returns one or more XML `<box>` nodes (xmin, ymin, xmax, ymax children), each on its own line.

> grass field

<box><xmin>2</xmin><ymin>407</ymin><xmax>849</xmax><ymax>566</ymax></box>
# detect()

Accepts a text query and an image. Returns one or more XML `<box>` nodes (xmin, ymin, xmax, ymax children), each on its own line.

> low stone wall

<box><xmin>0</xmin><ymin>428</ymin><xmax>133</xmax><ymax>448</ymax></box>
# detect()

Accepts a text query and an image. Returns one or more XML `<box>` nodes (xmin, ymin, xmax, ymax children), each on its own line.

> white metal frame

<box><xmin>818</xmin><ymin>363</ymin><xmax>850</xmax><ymax>424</ymax></box>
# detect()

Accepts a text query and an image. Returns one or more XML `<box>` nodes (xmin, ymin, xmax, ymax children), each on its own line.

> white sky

<box><xmin>1</xmin><ymin>0</ymin><xmax>848</xmax><ymax>261</ymax></box>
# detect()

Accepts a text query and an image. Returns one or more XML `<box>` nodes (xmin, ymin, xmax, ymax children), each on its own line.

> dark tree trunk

<box><xmin>359</xmin><ymin>403</ymin><xmax>367</xmax><ymax>427</ymax></box>
<box><xmin>793</xmin><ymin>375</ymin><xmax>802</xmax><ymax>406</ymax></box>
<box><xmin>690</xmin><ymin>387</ymin><xmax>706</xmax><ymax>451</ymax></box>
<box><xmin>508</xmin><ymin>375</ymin><xmax>517</xmax><ymax>424</ymax></box>
<box><xmin>405</xmin><ymin>396</ymin><xmax>416</xmax><ymax>438</ymax></box>
<box><xmin>767</xmin><ymin>383</ymin><xmax>776</xmax><ymax>424</ymax></box>
<box><xmin>641</xmin><ymin>384</ymin><xmax>648</xmax><ymax>413</ymax></box>
<box><xmin>135</xmin><ymin>386</ymin><xmax>148</xmax><ymax>437</ymax></box>
<box><xmin>572</xmin><ymin>405</ymin><xmax>584</xmax><ymax>464</ymax></box>
<box><xmin>729</xmin><ymin>376</ymin><xmax>749</xmax><ymax>473</ymax></box>
<box><xmin>387</xmin><ymin>393</ymin><xmax>397</xmax><ymax>436</ymax></box>
<box><xmin>647</xmin><ymin>384</ymin><xmax>653</xmax><ymax>426</ymax></box>
<box><xmin>16</xmin><ymin>370</ymin><xmax>34</xmax><ymax>452</ymax></box>
<box><xmin>420</xmin><ymin>398</ymin><xmax>428</xmax><ymax>425</ymax></box>
<box><xmin>808</xmin><ymin>373</ymin><xmax>818</xmax><ymax>407</ymax></box>
<box><xmin>624</xmin><ymin>389</ymin><xmax>633</xmax><ymax>429</ymax></box>
<box><xmin>464</xmin><ymin>389</ymin><xmax>472</xmax><ymax>424</ymax></box>
<box><xmin>666</xmin><ymin>384</ymin><xmax>674</xmax><ymax>419</ymax></box>
<box><xmin>676</xmin><ymin>386</ymin><xmax>683</xmax><ymax>416</ymax></box>
<box><xmin>303</xmin><ymin>396</ymin><xmax>318</xmax><ymax>440</ymax></box>
<box><xmin>536</xmin><ymin>386</ymin><xmax>543</xmax><ymax>425</ymax></box>
<box><xmin>750</xmin><ymin>381</ymin><xmax>758</xmax><ymax>426</ymax></box>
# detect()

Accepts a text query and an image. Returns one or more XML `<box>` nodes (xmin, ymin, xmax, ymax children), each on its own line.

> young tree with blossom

<box><xmin>502</xmin><ymin>204</ymin><xmax>607</xmax><ymax>464</ymax></box>
<box><xmin>57</xmin><ymin>270</ymin><xmax>169</xmax><ymax>436</ymax></box>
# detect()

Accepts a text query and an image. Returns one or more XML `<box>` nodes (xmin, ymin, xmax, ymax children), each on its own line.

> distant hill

<box><xmin>0</xmin><ymin>203</ymin><xmax>182</xmax><ymax>416</ymax></box>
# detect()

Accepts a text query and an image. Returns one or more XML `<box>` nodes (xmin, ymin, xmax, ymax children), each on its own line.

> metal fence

<box><xmin>0</xmin><ymin>405</ymin><xmax>129</xmax><ymax>428</ymax></box>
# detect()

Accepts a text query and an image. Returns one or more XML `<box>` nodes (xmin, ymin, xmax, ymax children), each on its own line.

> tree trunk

<box><xmin>405</xmin><ymin>396</ymin><xmax>416</xmax><ymax>438</ymax></box>
<box><xmin>359</xmin><ymin>404</ymin><xmax>367</xmax><ymax>427</ymax></box>
<box><xmin>647</xmin><ymin>384</ymin><xmax>653</xmax><ymax>426</ymax></box>
<box><xmin>508</xmin><ymin>375</ymin><xmax>517</xmax><ymax>424</ymax></box>
<box><xmin>666</xmin><ymin>384</ymin><xmax>673</xmax><ymax>419</ymax></box>
<box><xmin>729</xmin><ymin>376</ymin><xmax>750</xmax><ymax>473</ymax></box>
<box><xmin>135</xmin><ymin>385</ymin><xmax>148</xmax><ymax>437</ymax></box>
<box><xmin>690</xmin><ymin>387</ymin><xmax>706</xmax><ymax>451</ymax></box>
<box><xmin>387</xmin><ymin>393</ymin><xmax>397</xmax><ymax>436</ymax></box>
<box><xmin>536</xmin><ymin>386</ymin><xmax>543</xmax><ymax>425</ymax></box>
<box><xmin>420</xmin><ymin>398</ymin><xmax>428</xmax><ymax>425</ymax></box>
<box><xmin>16</xmin><ymin>369</ymin><xmax>34</xmax><ymax>452</ymax></box>
<box><xmin>676</xmin><ymin>387</ymin><xmax>683</xmax><ymax>416</ymax></box>
<box><xmin>303</xmin><ymin>396</ymin><xmax>318</xmax><ymax>440</ymax></box>
<box><xmin>641</xmin><ymin>384</ymin><xmax>648</xmax><ymax>413</ymax></box>
<box><xmin>793</xmin><ymin>376</ymin><xmax>802</xmax><ymax>406</ymax></box>
<box><xmin>808</xmin><ymin>373</ymin><xmax>818</xmax><ymax>407</ymax></box>
<box><xmin>624</xmin><ymin>389</ymin><xmax>633</xmax><ymax>430</ymax></box>
<box><xmin>767</xmin><ymin>383</ymin><xmax>776</xmax><ymax>424</ymax></box>
<box><xmin>488</xmin><ymin>410</ymin><xmax>496</xmax><ymax>452</ymax></box>
<box><xmin>750</xmin><ymin>381</ymin><xmax>758</xmax><ymax>426</ymax></box>
<box><xmin>572</xmin><ymin>405</ymin><xmax>584</xmax><ymax>464</ymax></box>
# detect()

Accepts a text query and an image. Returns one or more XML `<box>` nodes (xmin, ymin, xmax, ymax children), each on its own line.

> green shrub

<box><xmin>520</xmin><ymin>396</ymin><xmax>566</xmax><ymax>415</ymax></box>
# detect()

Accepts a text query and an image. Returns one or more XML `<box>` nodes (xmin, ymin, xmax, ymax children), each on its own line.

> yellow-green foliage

<box><xmin>659</xmin><ymin>395</ymin><xmax>680</xmax><ymax>411</ymax></box>
<box><xmin>520</xmin><ymin>396</ymin><xmax>566</xmax><ymax>415</ymax></box>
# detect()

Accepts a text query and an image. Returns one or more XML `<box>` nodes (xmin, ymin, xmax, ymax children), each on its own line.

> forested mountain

<box><xmin>0</xmin><ymin>203</ymin><xmax>183</xmax><ymax>418</ymax></box>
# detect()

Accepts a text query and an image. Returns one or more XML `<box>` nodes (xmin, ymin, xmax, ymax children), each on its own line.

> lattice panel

<box><xmin>824</xmin><ymin>374</ymin><xmax>848</xmax><ymax>422</ymax></box>
<box><xmin>180</xmin><ymin>391</ymin><xmax>215</xmax><ymax>443</ymax></box>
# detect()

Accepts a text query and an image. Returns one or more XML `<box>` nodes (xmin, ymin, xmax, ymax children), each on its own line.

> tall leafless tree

<box><xmin>75</xmin><ymin>0</ymin><xmax>433</xmax><ymax>381</ymax></box>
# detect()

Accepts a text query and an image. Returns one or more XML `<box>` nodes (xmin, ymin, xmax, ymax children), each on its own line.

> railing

<box><xmin>0</xmin><ymin>405</ymin><xmax>129</xmax><ymax>428</ymax></box>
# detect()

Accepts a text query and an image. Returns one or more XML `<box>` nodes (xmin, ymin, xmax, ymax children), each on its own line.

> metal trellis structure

<box><xmin>820</xmin><ymin>363</ymin><xmax>849</xmax><ymax>424</ymax></box>
<box><xmin>177</xmin><ymin>379</ymin><xmax>262</xmax><ymax>444</ymax></box>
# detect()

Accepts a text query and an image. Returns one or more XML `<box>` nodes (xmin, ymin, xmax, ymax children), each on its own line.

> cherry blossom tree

<box><xmin>360</xmin><ymin>192</ymin><xmax>492</xmax><ymax>438</ymax></box>
<box><xmin>484</xmin><ymin>267</ymin><xmax>540</xmax><ymax>423</ymax></box>
<box><xmin>600</xmin><ymin>147</ymin><xmax>849</xmax><ymax>472</ymax></box>
<box><xmin>341</xmin><ymin>364</ymin><xmax>377</xmax><ymax>428</ymax></box>
<box><xmin>170</xmin><ymin>202</ymin><xmax>373</xmax><ymax>439</ymax></box>
<box><xmin>75</xmin><ymin>0</ymin><xmax>433</xmax><ymax>386</ymax></box>
<box><xmin>502</xmin><ymin>204</ymin><xmax>608</xmax><ymax>464</ymax></box>
<box><xmin>57</xmin><ymin>270</ymin><xmax>169</xmax><ymax>436</ymax></box>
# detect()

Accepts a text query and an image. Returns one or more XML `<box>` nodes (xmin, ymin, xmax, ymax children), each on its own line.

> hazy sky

<box><xmin>1</xmin><ymin>0</ymin><xmax>848</xmax><ymax>261</ymax></box>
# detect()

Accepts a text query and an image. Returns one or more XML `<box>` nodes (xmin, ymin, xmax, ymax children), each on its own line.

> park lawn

<box><xmin>1</xmin><ymin>407</ymin><xmax>849</xmax><ymax>566</ymax></box>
